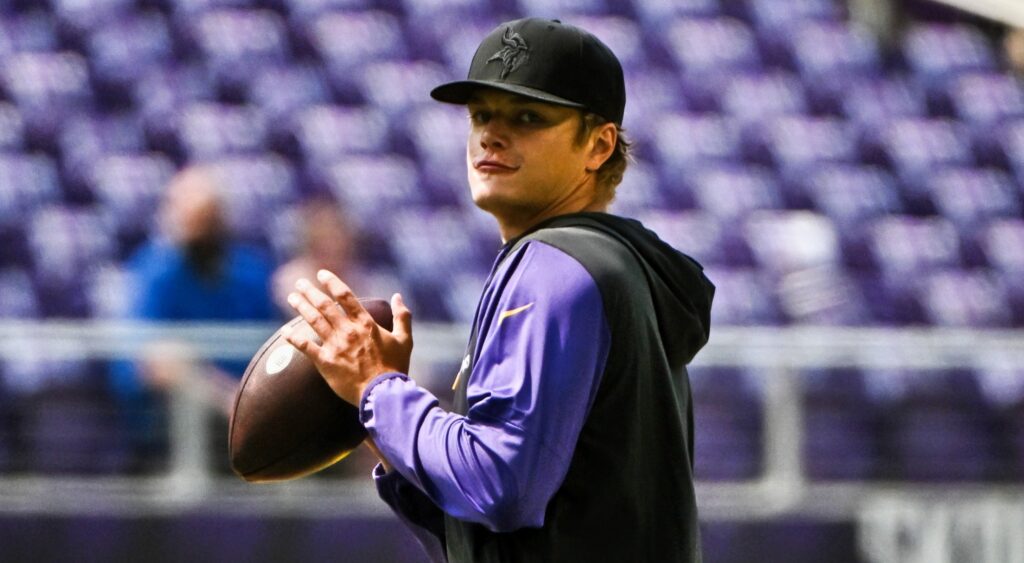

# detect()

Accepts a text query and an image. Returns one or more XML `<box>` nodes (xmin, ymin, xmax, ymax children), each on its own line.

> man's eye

<box><xmin>469</xmin><ymin>110</ymin><xmax>490</xmax><ymax>124</ymax></box>
<box><xmin>518</xmin><ymin>111</ymin><xmax>542</xmax><ymax>124</ymax></box>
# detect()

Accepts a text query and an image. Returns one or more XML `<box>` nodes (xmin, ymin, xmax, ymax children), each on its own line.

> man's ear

<box><xmin>585</xmin><ymin>122</ymin><xmax>618</xmax><ymax>172</ymax></box>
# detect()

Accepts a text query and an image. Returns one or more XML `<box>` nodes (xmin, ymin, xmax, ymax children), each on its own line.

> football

<box><xmin>228</xmin><ymin>298</ymin><xmax>393</xmax><ymax>483</ymax></box>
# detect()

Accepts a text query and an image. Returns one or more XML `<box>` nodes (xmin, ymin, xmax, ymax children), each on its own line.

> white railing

<box><xmin>1</xmin><ymin>322</ymin><xmax>1023</xmax><ymax>560</ymax></box>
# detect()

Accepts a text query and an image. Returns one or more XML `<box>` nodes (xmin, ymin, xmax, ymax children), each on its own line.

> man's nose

<box><xmin>479</xmin><ymin>120</ymin><xmax>508</xmax><ymax>151</ymax></box>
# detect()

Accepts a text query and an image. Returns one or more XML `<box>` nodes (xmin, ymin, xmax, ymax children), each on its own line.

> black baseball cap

<box><xmin>430</xmin><ymin>18</ymin><xmax>626</xmax><ymax>125</ymax></box>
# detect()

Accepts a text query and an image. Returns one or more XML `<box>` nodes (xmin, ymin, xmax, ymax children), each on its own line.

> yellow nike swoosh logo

<box><xmin>498</xmin><ymin>303</ymin><xmax>534</xmax><ymax>325</ymax></box>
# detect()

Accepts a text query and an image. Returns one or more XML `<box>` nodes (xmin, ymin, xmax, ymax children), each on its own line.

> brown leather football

<box><xmin>228</xmin><ymin>298</ymin><xmax>393</xmax><ymax>482</ymax></box>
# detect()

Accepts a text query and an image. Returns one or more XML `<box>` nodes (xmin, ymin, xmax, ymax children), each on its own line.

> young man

<box><xmin>284</xmin><ymin>18</ymin><xmax>715</xmax><ymax>562</ymax></box>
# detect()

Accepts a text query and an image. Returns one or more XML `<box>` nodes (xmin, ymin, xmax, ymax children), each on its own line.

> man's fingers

<box><xmin>286</xmin><ymin>291</ymin><xmax>335</xmax><ymax>340</ymax></box>
<box><xmin>296</xmin><ymin>278</ymin><xmax>346</xmax><ymax>327</ymax></box>
<box><xmin>283</xmin><ymin>324</ymin><xmax>323</xmax><ymax>359</ymax></box>
<box><xmin>391</xmin><ymin>293</ymin><xmax>413</xmax><ymax>341</ymax></box>
<box><xmin>316</xmin><ymin>269</ymin><xmax>372</xmax><ymax>325</ymax></box>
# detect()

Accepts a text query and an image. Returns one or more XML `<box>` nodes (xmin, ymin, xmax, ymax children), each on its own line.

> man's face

<box><xmin>465</xmin><ymin>89</ymin><xmax>592</xmax><ymax>221</ymax></box>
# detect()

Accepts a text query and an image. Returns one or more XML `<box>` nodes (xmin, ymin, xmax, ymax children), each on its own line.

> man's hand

<box><xmin>283</xmin><ymin>269</ymin><xmax>413</xmax><ymax>406</ymax></box>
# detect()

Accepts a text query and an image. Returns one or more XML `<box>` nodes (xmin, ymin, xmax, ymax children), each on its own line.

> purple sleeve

<box><xmin>359</xmin><ymin>241</ymin><xmax>611</xmax><ymax>533</ymax></box>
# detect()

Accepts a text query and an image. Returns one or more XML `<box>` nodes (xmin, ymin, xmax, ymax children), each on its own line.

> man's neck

<box><xmin>497</xmin><ymin>200</ymin><xmax>607</xmax><ymax>243</ymax></box>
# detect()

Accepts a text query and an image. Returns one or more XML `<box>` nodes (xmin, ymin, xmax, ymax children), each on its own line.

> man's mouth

<box><xmin>473</xmin><ymin>159</ymin><xmax>519</xmax><ymax>173</ymax></box>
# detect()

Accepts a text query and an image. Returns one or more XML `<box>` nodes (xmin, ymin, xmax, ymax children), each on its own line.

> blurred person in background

<box><xmin>1004</xmin><ymin>27</ymin><xmax>1024</xmax><ymax>75</ymax></box>
<box><xmin>271</xmin><ymin>197</ymin><xmax>381</xmax><ymax>477</ymax></box>
<box><xmin>109</xmin><ymin>165</ymin><xmax>276</xmax><ymax>471</ymax></box>
<box><xmin>272</xmin><ymin>198</ymin><xmax>364</xmax><ymax>317</ymax></box>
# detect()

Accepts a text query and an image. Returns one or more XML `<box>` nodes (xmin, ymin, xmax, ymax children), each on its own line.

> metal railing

<box><xmin>0</xmin><ymin>321</ymin><xmax>1022</xmax><ymax>526</ymax></box>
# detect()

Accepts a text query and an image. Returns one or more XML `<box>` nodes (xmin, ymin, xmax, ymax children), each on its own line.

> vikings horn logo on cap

<box><xmin>486</xmin><ymin>27</ymin><xmax>529</xmax><ymax>79</ymax></box>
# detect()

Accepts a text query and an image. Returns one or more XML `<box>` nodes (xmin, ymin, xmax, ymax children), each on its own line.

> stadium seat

<box><xmin>87</xmin><ymin>153</ymin><xmax>176</xmax><ymax>252</ymax></box>
<box><xmin>0</xmin><ymin>268</ymin><xmax>40</xmax><ymax>318</ymax></box>
<box><xmin>719</xmin><ymin>72</ymin><xmax>808</xmax><ymax>123</ymax></box>
<box><xmin>58</xmin><ymin>113</ymin><xmax>149</xmax><ymax>201</ymax></box>
<box><xmin>0</xmin><ymin>104</ymin><xmax>24</xmax><ymax>151</ymax></box>
<box><xmin>902</xmin><ymin>23</ymin><xmax>997</xmax><ymax>80</ymax></box>
<box><xmin>203</xmin><ymin>155</ymin><xmax>300</xmax><ymax>244</ymax></box>
<box><xmin>85</xmin><ymin>14</ymin><xmax>175</xmax><ymax>108</ymax></box>
<box><xmin>245</xmin><ymin>64</ymin><xmax>333</xmax><ymax>126</ymax></box>
<box><xmin>918</xmin><ymin>269</ymin><xmax>1012</xmax><ymax>327</ymax></box>
<box><xmin>690</xmin><ymin>367</ymin><xmax>764</xmax><ymax>480</ymax></box>
<box><xmin>27</xmin><ymin>206</ymin><xmax>117</xmax><ymax>317</ymax></box>
<box><xmin>840</xmin><ymin>76</ymin><xmax>929</xmax><ymax>125</ymax></box>
<box><xmin>923</xmin><ymin>167</ymin><xmax>1020</xmax><ymax>229</ymax></box>
<box><xmin>948</xmin><ymin>73</ymin><xmax>1024</xmax><ymax>126</ymax></box>
<box><xmin>748</xmin><ymin>116</ymin><xmax>858</xmax><ymax>173</ymax></box>
<box><xmin>778</xmin><ymin>20</ymin><xmax>880</xmax><ymax>78</ymax></box>
<box><xmin>636</xmin><ymin>210</ymin><xmax>727</xmax><ymax>266</ymax></box>
<box><xmin>0</xmin><ymin>11</ymin><xmax>59</xmax><ymax>54</ymax></box>
<box><xmin>745</xmin><ymin>0</ymin><xmax>843</xmax><ymax>29</ymax></box>
<box><xmin>289</xmin><ymin>104</ymin><xmax>391</xmax><ymax>165</ymax></box>
<box><xmin>316</xmin><ymin>154</ymin><xmax>424</xmax><ymax>235</ymax></box>
<box><xmin>702</xmin><ymin>267</ymin><xmax>784</xmax><ymax>325</ymax></box>
<box><xmin>802</xmin><ymin>368</ymin><xmax>880</xmax><ymax>480</ymax></box>
<box><xmin>796</xmin><ymin>164</ymin><xmax>902</xmax><ymax>227</ymax></box>
<box><xmin>174</xmin><ymin>102</ymin><xmax>270</xmax><ymax>160</ymax></box>
<box><xmin>631</xmin><ymin>0</ymin><xmax>721</xmax><ymax>25</ymax></box>
<box><xmin>653</xmin><ymin>114</ymin><xmax>742</xmax><ymax>189</ymax></box>
<box><xmin>881</xmin><ymin>369</ymin><xmax>999</xmax><ymax>481</ymax></box>
<box><xmin>689</xmin><ymin>165</ymin><xmax>783</xmax><ymax>219</ymax></box>
<box><xmin>661</xmin><ymin>17</ymin><xmax>761</xmax><ymax>74</ymax></box>
<box><xmin>357</xmin><ymin>60</ymin><xmax>452</xmax><ymax>112</ymax></box>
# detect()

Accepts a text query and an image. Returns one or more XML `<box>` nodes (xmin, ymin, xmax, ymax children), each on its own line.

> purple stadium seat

<box><xmin>402</xmin><ymin>104</ymin><xmax>467</xmax><ymax>205</ymax></box>
<box><xmin>622</xmin><ymin>68</ymin><xmax>687</xmax><ymax>135</ymax></box>
<box><xmin>87</xmin><ymin>154</ymin><xmax>176</xmax><ymax>248</ymax></box>
<box><xmin>798</xmin><ymin>164</ymin><xmax>902</xmax><ymax>226</ymax></box>
<box><xmin>0</xmin><ymin>154</ymin><xmax>62</xmax><ymax>230</ymax></box>
<box><xmin>175</xmin><ymin>102</ymin><xmax>269</xmax><ymax>160</ymax></box>
<box><xmin>245</xmin><ymin>64</ymin><xmax>332</xmax><ymax>125</ymax></box>
<box><xmin>608</xmin><ymin>161</ymin><xmax>666</xmax><ymax>215</ymax></box>
<box><xmin>51</xmin><ymin>0</ymin><xmax>136</xmax><ymax>41</ymax></box>
<box><xmin>318</xmin><ymin>154</ymin><xmax>424</xmax><ymax>235</ymax></box>
<box><xmin>975</xmin><ymin>365</ymin><xmax>1024</xmax><ymax>477</ymax></box>
<box><xmin>781</xmin><ymin>20</ymin><xmax>880</xmax><ymax>77</ymax></box>
<box><xmin>281</xmin><ymin>0</ymin><xmax>374</xmax><ymax>17</ymax></box>
<box><xmin>631</xmin><ymin>0</ymin><xmax>721</xmax><ymax>25</ymax></box>
<box><xmin>720</xmin><ymin>72</ymin><xmax>807</xmax><ymax>123</ymax></box>
<box><xmin>290</xmin><ymin>104</ymin><xmax>390</xmax><ymax>164</ymax></box>
<box><xmin>0</xmin><ymin>103</ymin><xmax>24</xmax><ymax>150</ymax></box>
<box><xmin>750</xmin><ymin>116</ymin><xmax>857</xmax><ymax>171</ymax></box>
<box><xmin>305</xmin><ymin>10</ymin><xmax>405</xmax><ymax>70</ymax></box>
<box><xmin>690</xmin><ymin>367</ymin><xmax>763</xmax><ymax>480</ymax></box>
<box><xmin>702</xmin><ymin>267</ymin><xmax>783</xmax><ymax>325</ymax></box>
<box><xmin>653</xmin><ymin>113</ymin><xmax>741</xmax><ymax>181</ymax></box>
<box><xmin>85</xmin><ymin>264</ymin><xmax>132</xmax><ymax>319</ymax></box>
<box><xmin>358</xmin><ymin>61</ymin><xmax>451</xmax><ymax>112</ymax></box>
<box><xmin>203</xmin><ymin>155</ymin><xmax>299</xmax><ymax>243</ymax></box>
<box><xmin>86</xmin><ymin>14</ymin><xmax>174</xmax><ymax>105</ymax></box>
<box><xmin>924</xmin><ymin>167</ymin><xmax>1020</xmax><ymax>228</ymax></box>
<box><xmin>1</xmin><ymin>52</ymin><xmax>93</xmax><ymax>151</ymax></box>
<box><xmin>184</xmin><ymin>9</ymin><xmax>291</xmax><ymax>97</ymax></box>
<box><xmin>133</xmin><ymin>65</ymin><xmax>216</xmax><ymax>160</ymax></box>
<box><xmin>918</xmin><ymin>269</ymin><xmax>1011</xmax><ymax>327</ymax></box>
<box><xmin>434</xmin><ymin>19</ymin><xmax>504</xmax><ymax>76</ymax></box>
<box><xmin>690</xmin><ymin>165</ymin><xmax>783</xmax><ymax>219</ymax></box>
<box><xmin>802</xmin><ymin>368</ymin><xmax>880</xmax><ymax>480</ymax></box>
<box><xmin>636</xmin><ymin>210</ymin><xmax>727</xmax><ymax>266</ymax></box>
<box><xmin>988</xmin><ymin>119</ymin><xmax>1024</xmax><ymax>177</ymax></box>
<box><xmin>866</xmin><ymin>215</ymin><xmax>962</xmax><ymax>274</ymax></box>
<box><xmin>881</xmin><ymin>369</ymin><xmax>999</xmax><ymax>481</ymax></box>
<box><xmin>58</xmin><ymin>113</ymin><xmax>149</xmax><ymax>200</ymax></box>
<box><xmin>518</xmin><ymin>0</ymin><xmax>611</xmax><ymax>17</ymax></box>
<box><xmin>653</xmin><ymin>114</ymin><xmax>742</xmax><ymax>189</ymax></box>
<box><xmin>902</xmin><ymin>24</ymin><xmax>997</xmax><ymax>80</ymax></box>
<box><xmin>980</xmin><ymin>219</ymin><xmax>1024</xmax><ymax>274</ymax></box>
<box><xmin>840</xmin><ymin>76</ymin><xmax>929</xmax><ymax>125</ymax></box>
<box><xmin>746</xmin><ymin>0</ymin><xmax>842</xmax><ymax>29</ymax></box>
<box><xmin>662</xmin><ymin>17</ymin><xmax>761</xmax><ymax>74</ymax></box>
<box><xmin>570</xmin><ymin>16</ymin><xmax>643</xmax><ymax>70</ymax></box>
<box><xmin>24</xmin><ymin>390</ymin><xmax>130</xmax><ymax>474</ymax></box>
<box><xmin>166</xmin><ymin>0</ymin><xmax>260</xmax><ymax>13</ymax></box>
<box><xmin>863</xmin><ymin>118</ymin><xmax>974</xmax><ymax>211</ymax></box>
<box><xmin>743</xmin><ymin>211</ymin><xmax>840</xmax><ymax>272</ymax></box>
<box><xmin>27</xmin><ymin>206</ymin><xmax>117</xmax><ymax>317</ymax></box>
<box><xmin>0</xmin><ymin>268</ymin><xmax>40</xmax><ymax>318</ymax></box>
<box><xmin>948</xmin><ymin>73</ymin><xmax>1024</xmax><ymax>126</ymax></box>
<box><xmin>0</xmin><ymin>12</ymin><xmax>59</xmax><ymax>54</ymax></box>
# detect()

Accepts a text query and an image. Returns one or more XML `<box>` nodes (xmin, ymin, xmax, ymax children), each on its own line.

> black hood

<box><xmin>516</xmin><ymin>212</ymin><xmax>715</xmax><ymax>366</ymax></box>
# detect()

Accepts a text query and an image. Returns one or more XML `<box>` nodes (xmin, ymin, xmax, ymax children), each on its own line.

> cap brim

<box><xmin>430</xmin><ymin>80</ymin><xmax>587</xmax><ymax>110</ymax></box>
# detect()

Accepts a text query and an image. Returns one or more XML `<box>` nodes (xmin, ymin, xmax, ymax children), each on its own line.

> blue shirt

<box><xmin>359</xmin><ymin>240</ymin><xmax>611</xmax><ymax>554</ymax></box>
<box><xmin>109</xmin><ymin>239</ymin><xmax>277</xmax><ymax>401</ymax></box>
